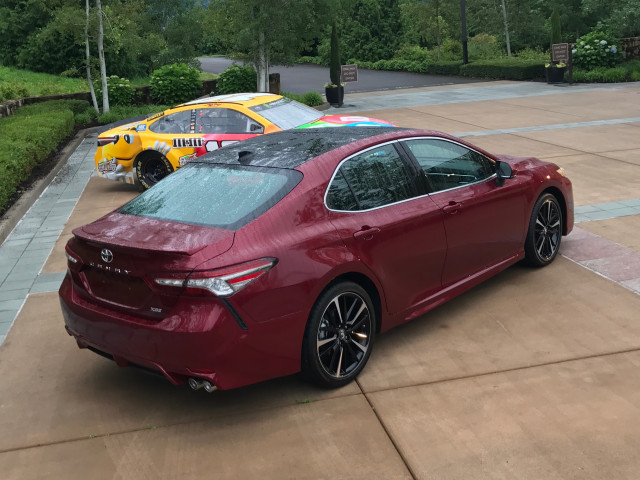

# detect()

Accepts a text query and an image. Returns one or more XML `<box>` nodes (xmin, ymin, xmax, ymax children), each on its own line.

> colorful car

<box><xmin>95</xmin><ymin>93</ymin><xmax>394</xmax><ymax>189</ymax></box>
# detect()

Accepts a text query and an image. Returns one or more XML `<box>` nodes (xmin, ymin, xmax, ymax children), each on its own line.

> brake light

<box><xmin>97</xmin><ymin>135</ymin><xmax>119</xmax><ymax>147</ymax></box>
<box><xmin>64</xmin><ymin>246</ymin><xmax>83</xmax><ymax>271</ymax></box>
<box><xmin>152</xmin><ymin>258</ymin><xmax>277</xmax><ymax>297</ymax></box>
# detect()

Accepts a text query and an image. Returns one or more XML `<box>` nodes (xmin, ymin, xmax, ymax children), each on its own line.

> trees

<box><xmin>205</xmin><ymin>0</ymin><xmax>329</xmax><ymax>92</ymax></box>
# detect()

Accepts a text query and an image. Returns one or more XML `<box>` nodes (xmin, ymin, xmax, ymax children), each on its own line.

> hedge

<box><xmin>0</xmin><ymin>100</ymin><xmax>85</xmax><ymax>212</ymax></box>
<box><xmin>459</xmin><ymin>59</ymin><xmax>545</xmax><ymax>80</ymax></box>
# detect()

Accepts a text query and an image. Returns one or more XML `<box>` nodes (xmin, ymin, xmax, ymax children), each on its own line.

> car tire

<box><xmin>134</xmin><ymin>152</ymin><xmax>173</xmax><ymax>190</ymax></box>
<box><xmin>302</xmin><ymin>282</ymin><xmax>375</xmax><ymax>388</ymax></box>
<box><xmin>524</xmin><ymin>193</ymin><xmax>563</xmax><ymax>267</ymax></box>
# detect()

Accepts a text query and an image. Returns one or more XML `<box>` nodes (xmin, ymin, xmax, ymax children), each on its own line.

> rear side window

<box><xmin>118</xmin><ymin>164</ymin><xmax>302</xmax><ymax>230</ymax></box>
<box><xmin>250</xmin><ymin>98</ymin><xmax>323</xmax><ymax>129</ymax></box>
<box><xmin>326</xmin><ymin>144</ymin><xmax>418</xmax><ymax>211</ymax></box>
<box><xmin>196</xmin><ymin>108</ymin><xmax>260</xmax><ymax>134</ymax></box>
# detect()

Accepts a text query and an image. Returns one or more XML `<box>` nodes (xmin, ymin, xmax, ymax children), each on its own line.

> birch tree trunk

<box><xmin>257</xmin><ymin>30</ymin><xmax>269</xmax><ymax>92</ymax></box>
<box><xmin>85</xmin><ymin>0</ymin><xmax>99</xmax><ymax>113</ymax></box>
<box><xmin>501</xmin><ymin>0</ymin><xmax>512</xmax><ymax>56</ymax></box>
<box><xmin>96</xmin><ymin>0</ymin><xmax>109</xmax><ymax>113</ymax></box>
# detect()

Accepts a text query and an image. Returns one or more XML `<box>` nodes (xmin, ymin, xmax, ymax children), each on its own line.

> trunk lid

<box><xmin>70</xmin><ymin>213</ymin><xmax>234</xmax><ymax>319</ymax></box>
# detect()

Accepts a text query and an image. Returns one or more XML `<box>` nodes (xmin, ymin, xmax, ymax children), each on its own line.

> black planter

<box><xmin>325</xmin><ymin>85</ymin><xmax>344</xmax><ymax>107</ymax></box>
<box><xmin>545</xmin><ymin>67</ymin><xmax>565</xmax><ymax>84</ymax></box>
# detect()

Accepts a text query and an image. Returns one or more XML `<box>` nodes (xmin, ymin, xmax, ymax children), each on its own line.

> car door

<box><xmin>147</xmin><ymin>108</ymin><xmax>201</xmax><ymax>167</ymax></box>
<box><xmin>326</xmin><ymin>142</ymin><xmax>447</xmax><ymax>316</ymax></box>
<box><xmin>402</xmin><ymin>138</ymin><xmax>527</xmax><ymax>288</ymax></box>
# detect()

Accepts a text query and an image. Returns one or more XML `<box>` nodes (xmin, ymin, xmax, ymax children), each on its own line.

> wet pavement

<box><xmin>1</xmin><ymin>79</ymin><xmax>640</xmax><ymax>479</ymax></box>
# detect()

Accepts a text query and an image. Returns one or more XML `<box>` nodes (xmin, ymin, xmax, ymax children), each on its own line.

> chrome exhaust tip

<box><xmin>188</xmin><ymin>377</ymin><xmax>203</xmax><ymax>391</ymax></box>
<box><xmin>203</xmin><ymin>381</ymin><xmax>218</xmax><ymax>393</ymax></box>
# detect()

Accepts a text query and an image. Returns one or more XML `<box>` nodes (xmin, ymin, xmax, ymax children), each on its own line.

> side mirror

<box><xmin>250</xmin><ymin>123</ymin><xmax>264</xmax><ymax>134</ymax></box>
<box><xmin>495</xmin><ymin>161</ymin><xmax>513</xmax><ymax>186</ymax></box>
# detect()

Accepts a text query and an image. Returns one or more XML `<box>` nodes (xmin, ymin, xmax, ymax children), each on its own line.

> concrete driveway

<box><xmin>1</xmin><ymin>81</ymin><xmax>640</xmax><ymax>479</ymax></box>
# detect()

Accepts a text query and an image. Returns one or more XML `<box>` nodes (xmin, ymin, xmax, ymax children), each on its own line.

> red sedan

<box><xmin>59</xmin><ymin>127</ymin><xmax>573</xmax><ymax>391</ymax></box>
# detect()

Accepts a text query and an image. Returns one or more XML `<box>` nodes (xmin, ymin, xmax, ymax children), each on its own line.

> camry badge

<box><xmin>101</xmin><ymin>249</ymin><xmax>114</xmax><ymax>263</ymax></box>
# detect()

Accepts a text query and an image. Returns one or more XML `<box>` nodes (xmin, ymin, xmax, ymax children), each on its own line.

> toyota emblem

<box><xmin>101</xmin><ymin>249</ymin><xmax>114</xmax><ymax>263</ymax></box>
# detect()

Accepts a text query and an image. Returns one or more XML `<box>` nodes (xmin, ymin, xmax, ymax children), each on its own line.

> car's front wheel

<box><xmin>134</xmin><ymin>152</ymin><xmax>173</xmax><ymax>190</ymax></box>
<box><xmin>524</xmin><ymin>193</ymin><xmax>563</xmax><ymax>267</ymax></box>
<box><xmin>302</xmin><ymin>282</ymin><xmax>375</xmax><ymax>388</ymax></box>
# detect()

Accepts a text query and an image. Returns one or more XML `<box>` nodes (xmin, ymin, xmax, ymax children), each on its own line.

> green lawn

<box><xmin>0</xmin><ymin>66</ymin><xmax>89</xmax><ymax>98</ymax></box>
<box><xmin>0</xmin><ymin>66</ymin><xmax>217</xmax><ymax>101</ymax></box>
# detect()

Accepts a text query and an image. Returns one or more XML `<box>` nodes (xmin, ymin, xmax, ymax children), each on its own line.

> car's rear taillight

<box><xmin>65</xmin><ymin>246</ymin><xmax>82</xmax><ymax>272</ymax></box>
<box><xmin>97</xmin><ymin>135</ymin><xmax>119</xmax><ymax>147</ymax></box>
<box><xmin>152</xmin><ymin>258</ymin><xmax>277</xmax><ymax>297</ymax></box>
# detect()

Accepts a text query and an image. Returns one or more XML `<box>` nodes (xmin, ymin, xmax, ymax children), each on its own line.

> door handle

<box><xmin>442</xmin><ymin>201</ymin><xmax>462</xmax><ymax>214</ymax></box>
<box><xmin>353</xmin><ymin>227</ymin><xmax>380</xmax><ymax>240</ymax></box>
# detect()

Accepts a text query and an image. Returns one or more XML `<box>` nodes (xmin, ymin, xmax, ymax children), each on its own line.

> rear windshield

<box><xmin>118</xmin><ymin>164</ymin><xmax>302</xmax><ymax>230</ymax></box>
<box><xmin>250</xmin><ymin>98</ymin><xmax>323</xmax><ymax>129</ymax></box>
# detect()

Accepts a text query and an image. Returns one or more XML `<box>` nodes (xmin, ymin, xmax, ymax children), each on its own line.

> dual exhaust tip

<box><xmin>188</xmin><ymin>377</ymin><xmax>218</xmax><ymax>393</ymax></box>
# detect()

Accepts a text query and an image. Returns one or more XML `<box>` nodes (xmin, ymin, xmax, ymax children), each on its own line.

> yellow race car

<box><xmin>95</xmin><ymin>92</ymin><xmax>394</xmax><ymax>189</ymax></box>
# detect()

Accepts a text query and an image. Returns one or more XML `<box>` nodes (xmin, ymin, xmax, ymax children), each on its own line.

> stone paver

<box><xmin>368</xmin><ymin>352</ymin><xmax>640</xmax><ymax>480</ymax></box>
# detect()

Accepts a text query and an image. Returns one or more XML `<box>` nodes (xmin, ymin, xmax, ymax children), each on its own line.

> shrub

<box><xmin>572</xmin><ymin>31</ymin><xmax>623</xmax><ymax>70</ymax></box>
<box><xmin>425</xmin><ymin>61</ymin><xmax>463</xmax><ymax>76</ymax></box>
<box><xmin>329</xmin><ymin>22</ymin><xmax>341</xmax><ymax>86</ymax></box>
<box><xmin>0</xmin><ymin>100</ymin><xmax>79</xmax><ymax>212</ymax></box>
<box><xmin>459</xmin><ymin>59</ymin><xmax>544</xmax><ymax>80</ymax></box>
<box><xmin>281</xmin><ymin>91</ymin><xmax>324</xmax><ymax>107</ymax></box>
<box><xmin>150</xmin><ymin>63</ymin><xmax>201</xmax><ymax>105</ymax></box>
<box><xmin>516</xmin><ymin>47</ymin><xmax>548</xmax><ymax>61</ymax></box>
<box><xmin>216</xmin><ymin>64</ymin><xmax>257</xmax><ymax>94</ymax></box>
<box><xmin>574</xmin><ymin>66</ymin><xmax>630</xmax><ymax>83</ymax></box>
<box><xmin>93</xmin><ymin>75</ymin><xmax>135</xmax><ymax>107</ymax></box>
<box><xmin>395</xmin><ymin>45</ymin><xmax>431</xmax><ymax>64</ymax></box>
<box><xmin>468</xmin><ymin>34</ymin><xmax>503</xmax><ymax>60</ymax></box>
<box><xmin>0</xmin><ymin>81</ymin><xmax>30</xmax><ymax>101</ymax></box>
<box><xmin>440</xmin><ymin>39</ymin><xmax>464</xmax><ymax>61</ymax></box>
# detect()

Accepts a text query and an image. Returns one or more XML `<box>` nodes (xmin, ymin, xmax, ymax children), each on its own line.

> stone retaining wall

<box><xmin>621</xmin><ymin>37</ymin><xmax>640</xmax><ymax>60</ymax></box>
<box><xmin>0</xmin><ymin>79</ymin><xmax>217</xmax><ymax>120</ymax></box>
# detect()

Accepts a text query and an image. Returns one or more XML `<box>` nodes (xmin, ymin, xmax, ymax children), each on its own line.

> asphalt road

<box><xmin>199</xmin><ymin>56</ymin><xmax>487</xmax><ymax>94</ymax></box>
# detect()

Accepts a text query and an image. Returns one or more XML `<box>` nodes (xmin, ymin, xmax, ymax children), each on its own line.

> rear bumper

<box><xmin>59</xmin><ymin>273</ymin><xmax>304</xmax><ymax>390</ymax></box>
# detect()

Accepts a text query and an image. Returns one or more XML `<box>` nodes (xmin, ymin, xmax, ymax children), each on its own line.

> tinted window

<box><xmin>327</xmin><ymin>144</ymin><xmax>417</xmax><ymax>211</ymax></box>
<box><xmin>118</xmin><ymin>164</ymin><xmax>302</xmax><ymax>230</ymax></box>
<box><xmin>404</xmin><ymin>139</ymin><xmax>494</xmax><ymax>192</ymax></box>
<box><xmin>148</xmin><ymin>110</ymin><xmax>193</xmax><ymax>134</ymax></box>
<box><xmin>196</xmin><ymin>108</ymin><xmax>260</xmax><ymax>134</ymax></box>
<box><xmin>326</xmin><ymin>171</ymin><xmax>359</xmax><ymax>211</ymax></box>
<box><xmin>250</xmin><ymin>98</ymin><xmax>323</xmax><ymax>129</ymax></box>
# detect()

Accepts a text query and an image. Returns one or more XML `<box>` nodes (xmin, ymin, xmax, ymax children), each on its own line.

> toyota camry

<box><xmin>60</xmin><ymin>127</ymin><xmax>573</xmax><ymax>391</ymax></box>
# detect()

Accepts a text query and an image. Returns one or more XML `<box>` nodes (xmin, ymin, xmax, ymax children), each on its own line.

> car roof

<box><xmin>192</xmin><ymin>127</ymin><xmax>411</xmax><ymax>169</ymax></box>
<box><xmin>181</xmin><ymin>92</ymin><xmax>280</xmax><ymax>107</ymax></box>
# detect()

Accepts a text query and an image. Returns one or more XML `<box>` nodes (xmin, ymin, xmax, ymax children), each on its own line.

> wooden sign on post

<box><xmin>552</xmin><ymin>43</ymin><xmax>569</xmax><ymax>63</ymax></box>
<box><xmin>341</xmin><ymin>64</ymin><xmax>358</xmax><ymax>83</ymax></box>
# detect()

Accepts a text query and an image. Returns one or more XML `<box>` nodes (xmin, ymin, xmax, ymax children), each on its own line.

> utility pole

<box><xmin>460</xmin><ymin>0</ymin><xmax>468</xmax><ymax>64</ymax></box>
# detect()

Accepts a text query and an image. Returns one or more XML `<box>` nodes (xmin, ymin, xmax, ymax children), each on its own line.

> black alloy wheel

<box><xmin>303</xmin><ymin>282</ymin><xmax>375</xmax><ymax>388</ymax></box>
<box><xmin>525</xmin><ymin>193</ymin><xmax>563</xmax><ymax>267</ymax></box>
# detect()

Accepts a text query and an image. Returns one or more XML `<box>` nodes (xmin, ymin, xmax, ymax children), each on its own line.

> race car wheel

<box><xmin>134</xmin><ymin>152</ymin><xmax>173</xmax><ymax>190</ymax></box>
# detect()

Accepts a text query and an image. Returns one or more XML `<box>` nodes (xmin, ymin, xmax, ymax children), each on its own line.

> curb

<box><xmin>0</xmin><ymin>127</ymin><xmax>97</xmax><ymax>246</ymax></box>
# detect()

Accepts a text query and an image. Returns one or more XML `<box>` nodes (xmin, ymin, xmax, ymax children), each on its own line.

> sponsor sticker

<box><xmin>179</xmin><ymin>153</ymin><xmax>197</xmax><ymax>166</ymax></box>
<box><xmin>136</xmin><ymin>124</ymin><xmax>147</xmax><ymax>132</ymax></box>
<box><xmin>97</xmin><ymin>158</ymin><xmax>117</xmax><ymax>174</ymax></box>
<box><xmin>173</xmin><ymin>137</ymin><xmax>204</xmax><ymax>148</ymax></box>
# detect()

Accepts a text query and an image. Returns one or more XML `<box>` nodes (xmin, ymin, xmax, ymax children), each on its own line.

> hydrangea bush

<box><xmin>93</xmin><ymin>75</ymin><xmax>135</xmax><ymax>107</ymax></box>
<box><xmin>572</xmin><ymin>31</ymin><xmax>622</xmax><ymax>70</ymax></box>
